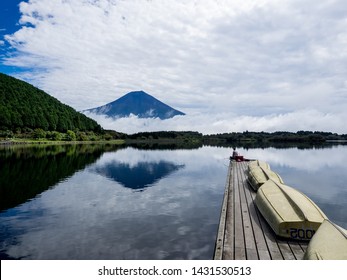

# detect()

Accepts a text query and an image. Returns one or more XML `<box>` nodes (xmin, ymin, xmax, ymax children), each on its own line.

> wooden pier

<box><xmin>214</xmin><ymin>160</ymin><xmax>308</xmax><ymax>260</ymax></box>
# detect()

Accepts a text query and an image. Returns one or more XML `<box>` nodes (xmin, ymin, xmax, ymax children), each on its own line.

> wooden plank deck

<box><xmin>214</xmin><ymin>160</ymin><xmax>308</xmax><ymax>260</ymax></box>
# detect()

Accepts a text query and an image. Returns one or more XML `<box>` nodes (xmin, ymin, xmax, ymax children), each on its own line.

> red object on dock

<box><xmin>235</xmin><ymin>155</ymin><xmax>244</xmax><ymax>162</ymax></box>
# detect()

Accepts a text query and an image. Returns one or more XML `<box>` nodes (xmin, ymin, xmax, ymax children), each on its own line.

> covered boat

<box><xmin>247</xmin><ymin>163</ymin><xmax>284</xmax><ymax>191</ymax></box>
<box><xmin>248</xmin><ymin>160</ymin><xmax>270</xmax><ymax>170</ymax></box>
<box><xmin>255</xmin><ymin>179</ymin><xmax>327</xmax><ymax>240</ymax></box>
<box><xmin>304</xmin><ymin>219</ymin><xmax>347</xmax><ymax>260</ymax></box>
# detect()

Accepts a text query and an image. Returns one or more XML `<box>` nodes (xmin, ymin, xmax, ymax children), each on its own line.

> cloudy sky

<box><xmin>1</xmin><ymin>0</ymin><xmax>347</xmax><ymax>134</ymax></box>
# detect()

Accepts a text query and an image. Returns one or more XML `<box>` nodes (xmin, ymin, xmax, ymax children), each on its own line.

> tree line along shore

<box><xmin>1</xmin><ymin>129</ymin><xmax>347</xmax><ymax>148</ymax></box>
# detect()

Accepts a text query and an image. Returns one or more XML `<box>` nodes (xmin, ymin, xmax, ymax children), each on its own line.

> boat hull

<box><xmin>248</xmin><ymin>160</ymin><xmax>270</xmax><ymax>170</ymax></box>
<box><xmin>304</xmin><ymin>219</ymin><xmax>347</xmax><ymax>260</ymax></box>
<box><xmin>247</xmin><ymin>162</ymin><xmax>284</xmax><ymax>191</ymax></box>
<box><xmin>255</xmin><ymin>180</ymin><xmax>327</xmax><ymax>240</ymax></box>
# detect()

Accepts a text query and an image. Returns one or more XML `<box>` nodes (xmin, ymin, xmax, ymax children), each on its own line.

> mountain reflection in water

<box><xmin>93</xmin><ymin>160</ymin><xmax>185</xmax><ymax>190</ymax></box>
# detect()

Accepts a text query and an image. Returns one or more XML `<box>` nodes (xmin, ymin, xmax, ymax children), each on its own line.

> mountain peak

<box><xmin>120</xmin><ymin>90</ymin><xmax>152</xmax><ymax>100</ymax></box>
<box><xmin>85</xmin><ymin>91</ymin><xmax>185</xmax><ymax>120</ymax></box>
<box><xmin>127</xmin><ymin>90</ymin><xmax>147</xmax><ymax>96</ymax></box>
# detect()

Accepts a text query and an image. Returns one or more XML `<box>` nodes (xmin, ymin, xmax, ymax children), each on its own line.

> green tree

<box><xmin>33</xmin><ymin>128</ymin><xmax>46</xmax><ymax>139</ymax></box>
<box><xmin>66</xmin><ymin>130</ymin><xmax>76</xmax><ymax>141</ymax></box>
<box><xmin>49</xmin><ymin>131</ymin><xmax>63</xmax><ymax>141</ymax></box>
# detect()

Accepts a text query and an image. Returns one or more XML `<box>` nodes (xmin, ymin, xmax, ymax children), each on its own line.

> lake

<box><xmin>0</xmin><ymin>143</ymin><xmax>346</xmax><ymax>259</ymax></box>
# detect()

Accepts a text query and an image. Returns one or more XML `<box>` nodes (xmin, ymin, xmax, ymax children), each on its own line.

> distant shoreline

<box><xmin>2</xmin><ymin>129</ymin><xmax>347</xmax><ymax>149</ymax></box>
<box><xmin>326</xmin><ymin>139</ymin><xmax>347</xmax><ymax>143</ymax></box>
<box><xmin>0</xmin><ymin>139</ymin><xmax>125</xmax><ymax>146</ymax></box>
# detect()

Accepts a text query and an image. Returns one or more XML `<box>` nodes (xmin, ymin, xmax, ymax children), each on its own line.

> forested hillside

<box><xmin>0</xmin><ymin>73</ymin><xmax>102</xmax><ymax>133</ymax></box>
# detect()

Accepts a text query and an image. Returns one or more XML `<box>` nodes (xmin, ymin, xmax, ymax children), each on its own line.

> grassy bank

<box><xmin>0</xmin><ymin>138</ymin><xmax>125</xmax><ymax>146</ymax></box>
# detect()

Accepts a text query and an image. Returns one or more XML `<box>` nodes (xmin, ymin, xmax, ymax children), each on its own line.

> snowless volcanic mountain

<box><xmin>84</xmin><ymin>91</ymin><xmax>185</xmax><ymax>120</ymax></box>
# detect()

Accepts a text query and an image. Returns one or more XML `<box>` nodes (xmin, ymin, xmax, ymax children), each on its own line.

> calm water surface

<box><xmin>0</xmin><ymin>144</ymin><xmax>346</xmax><ymax>259</ymax></box>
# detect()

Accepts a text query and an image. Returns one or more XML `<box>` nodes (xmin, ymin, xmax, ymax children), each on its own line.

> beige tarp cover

<box><xmin>247</xmin><ymin>162</ymin><xmax>284</xmax><ymax>191</ymax></box>
<box><xmin>255</xmin><ymin>180</ymin><xmax>327</xmax><ymax>240</ymax></box>
<box><xmin>304</xmin><ymin>219</ymin><xmax>347</xmax><ymax>260</ymax></box>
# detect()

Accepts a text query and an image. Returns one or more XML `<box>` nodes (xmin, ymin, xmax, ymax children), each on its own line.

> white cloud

<box><xmin>3</xmin><ymin>0</ymin><xmax>347</xmax><ymax>133</ymax></box>
<box><xmin>86</xmin><ymin>109</ymin><xmax>347</xmax><ymax>134</ymax></box>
